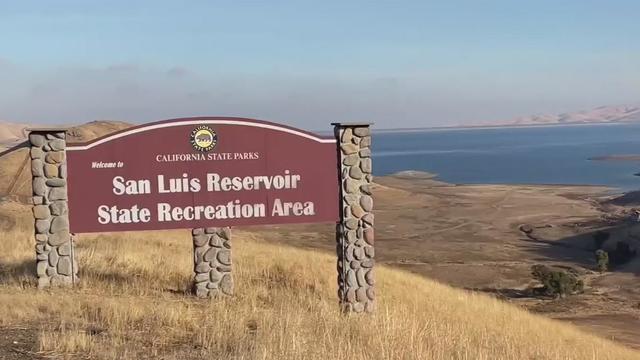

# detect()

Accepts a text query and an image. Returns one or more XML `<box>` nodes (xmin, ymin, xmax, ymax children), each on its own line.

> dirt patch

<box><xmin>0</xmin><ymin>326</ymin><xmax>42</xmax><ymax>360</ymax></box>
<box><xmin>559</xmin><ymin>314</ymin><xmax>640</xmax><ymax>350</ymax></box>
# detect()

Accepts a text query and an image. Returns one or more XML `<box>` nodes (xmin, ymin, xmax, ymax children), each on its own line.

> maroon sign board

<box><xmin>66</xmin><ymin>117</ymin><xmax>340</xmax><ymax>233</ymax></box>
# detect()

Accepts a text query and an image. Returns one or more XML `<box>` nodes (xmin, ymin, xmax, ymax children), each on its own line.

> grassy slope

<box><xmin>0</xmin><ymin>206</ymin><xmax>638</xmax><ymax>359</ymax></box>
<box><xmin>0</xmin><ymin>121</ymin><xmax>131</xmax><ymax>200</ymax></box>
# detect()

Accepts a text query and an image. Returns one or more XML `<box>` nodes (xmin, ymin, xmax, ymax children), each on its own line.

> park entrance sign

<box><xmin>65</xmin><ymin>118</ymin><xmax>339</xmax><ymax>233</ymax></box>
<box><xmin>28</xmin><ymin>117</ymin><xmax>375</xmax><ymax>313</ymax></box>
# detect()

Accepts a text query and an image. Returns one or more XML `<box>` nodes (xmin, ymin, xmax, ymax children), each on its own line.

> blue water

<box><xmin>372</xmin><ymin>123</ymin><xmax>640</xmax><ymax>191</ymax></box>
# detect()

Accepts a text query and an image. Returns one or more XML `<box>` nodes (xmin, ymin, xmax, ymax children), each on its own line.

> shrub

<box><xmin>531</xmin><ymin>265</ymin><xmax>583</xmax><ymax>298</ymax></box>
<box><xmin>594</xmin><ymin>249</ymin><xmax>609</xmax><ymax>272</ymax></box>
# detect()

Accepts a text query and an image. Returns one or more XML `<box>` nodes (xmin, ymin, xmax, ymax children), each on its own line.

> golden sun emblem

<box><xmin>190</xmin><ymin>125</ymin><xmax>217</xmax><ymax>152</ymax></box>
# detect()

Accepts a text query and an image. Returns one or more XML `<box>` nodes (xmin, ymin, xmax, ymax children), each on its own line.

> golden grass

<box><xmin>0</xmin><ymin>219</ymin><xmax>639</xmax><ymax>359</ymax></box>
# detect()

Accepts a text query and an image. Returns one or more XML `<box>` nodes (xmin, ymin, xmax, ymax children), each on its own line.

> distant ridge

<box><xmin>370</xmin><ymin>104</ymin><xmax>640</xmax><ymax>132</ymax></box>
<box><xmin>489</xmin><ymin>105</ymin><xmax>640</xmax><ymax>127</ymax></box>
<box><xmin>3</xmin><ymin>105</ymin><xmax>640</xmax><ymax>139</ymax></box>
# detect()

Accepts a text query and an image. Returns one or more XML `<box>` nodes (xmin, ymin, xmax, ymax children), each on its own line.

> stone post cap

<box><xmin>331</xmin><ymin>122</ymin><xmax>373</xmax><ymax>127</ymax></box>
<box><xmin>26</xmin><ymin>127</ymin><xmax>69</xmax><ymax>133</ymax></box>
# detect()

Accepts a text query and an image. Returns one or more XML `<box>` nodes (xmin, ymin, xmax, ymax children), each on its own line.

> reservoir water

<box><xmin>372</xmin><ymin>123</ymin><xmax>640</xmax><ymax>191</ymax></box>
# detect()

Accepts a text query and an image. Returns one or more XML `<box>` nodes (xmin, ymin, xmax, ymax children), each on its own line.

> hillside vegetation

<box><xmin>0</xmin><ymin>206</ymin><xmax>638</xmax><ymax>359</ymax></box>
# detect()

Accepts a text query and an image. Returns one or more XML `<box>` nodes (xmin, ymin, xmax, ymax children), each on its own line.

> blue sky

<box><xmin>0</xmin><ymin>1</ymin><xmax>638</xmax><ymax>128</ymax></box>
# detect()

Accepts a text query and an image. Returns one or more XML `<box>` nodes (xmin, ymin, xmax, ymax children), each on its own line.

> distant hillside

<box><xmin>0</xmin><ymin>121</ymin><xmax>32</xmax><ymax>149</ymax></box>
<box><xmin>66</xmin><ymin>120</ymin><xmax>131</xmax><ymax>143</ymax></box>
<box><xmin>0</xmin><ymin>120</ymin><xmax>131</xmax><ymax>146</ymax></box>
<box><xmin>0</xmin><ymin>120</ymin><xmax>131</xmax><ymax>201</ymax></box>
<box><xmin>486</xmin><ymin>105</ymin><xmax>640</xmax><ymax>127</ymax></box>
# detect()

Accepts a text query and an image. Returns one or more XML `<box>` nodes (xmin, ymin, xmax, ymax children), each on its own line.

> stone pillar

<box><xmin>333</xmin><ymin>123</ymin><xmax>375</xmax><ymax>313</ymax></box>
<box><xmin>28</xmin><ymin>129</ymin><xmax>77</xmax><ymax>289</ymax></box>
<box><xmin>192</xmin><ymin>227</ymin><xmax>233</xmax><ymax>298</ymax></box>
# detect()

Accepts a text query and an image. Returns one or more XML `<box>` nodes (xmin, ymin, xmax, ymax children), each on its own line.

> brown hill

<box><xmin>0</xmin><ymin>121</ymin><xmax>32</xmax><ymax>150</ymax></box>
<box><xmin>66</xmin><ymin>120</ymin><xmax>131</xmax><ymax>143</ymax></box>
<box><xmin>477</xmin><ymin>105</ymin><xmax>640</xmax><ymax>127</ymax></box>
<box><xmin>0</xmin><ymin>120</ymin><xmax>131</xmax><ymax>202</ymax></box>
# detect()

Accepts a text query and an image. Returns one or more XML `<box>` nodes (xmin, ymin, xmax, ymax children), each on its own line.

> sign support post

<box><xmin>28</xmin><ymin>128</ymin><xmax>78</xmax><ymax>288</ymax></box>
<box><xmin>192</xmin><ymin>227</ymin><xmax>233</xmax><ymax>297</ymax></box>
<box><xmin>333</xmin><ymin>123</ymin><xmax>375</xmax><ymax>313</ymax></box>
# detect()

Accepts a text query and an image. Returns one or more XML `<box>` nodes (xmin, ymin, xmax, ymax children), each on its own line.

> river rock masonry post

<box><xmin>28</xmin><ymin>129</ymin><xmax>77</xmax><ymax>288</ymax></box>
<box><xmin>333</xmin><ymin>123</ymin><xmax>375</xmax><ymax>313</ymax></box>
<box><xmin>192</xmin><ymin>227</ymin><xmax>233</xmax><ymax>298</ymax></box>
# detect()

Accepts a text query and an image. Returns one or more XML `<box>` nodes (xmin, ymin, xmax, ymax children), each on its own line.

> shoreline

<box><xmin>383</xmin><ymin>170</ymin><xmax>621</xmax><ymax>193</ymax></box>
<box><xmin>313</xmin><ymin>120</ymin><xmax>635</xmax><ymax>136</ymax></box>
<box><xmin>590</xmin><ymin>154</ymin><xmax>640</xmax><ymax>162</ymax></box>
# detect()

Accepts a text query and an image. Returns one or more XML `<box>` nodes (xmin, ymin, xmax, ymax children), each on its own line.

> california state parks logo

<box><xmin>190</xmin><ymin>125</ymin><xmax>217</xmax><ymax>152</ymax></box>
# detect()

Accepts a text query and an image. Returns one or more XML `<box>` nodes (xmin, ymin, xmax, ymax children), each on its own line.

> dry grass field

<box><xmin>1</xmin><ymin>122</ymin><xmax>639</xmax><ymax>358</ymax></box>
<box><xmin>1</xmin><ymin>204</ymin><xmax>639</xmax><ymax>359</ymax></box>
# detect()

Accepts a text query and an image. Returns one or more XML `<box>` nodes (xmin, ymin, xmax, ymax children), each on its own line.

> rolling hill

<box><xmin>0</xmin><ymin>212</ymin><xmax>638</xmax><ymax>359</ymax></box>
<box><xmin>0</xmin><ymin>120</ymin><xmax>131</xmax><ymax>202</ymax></box>
<box><xmin>486</xmin><ymin>105</ymin><xmax>640</xmax><ymax>127</ymax></box>
<box><xmin>0</xmin><ymin>119</ymin><xmax>639</xmax><ymax>358</ymax></box>
<box><xmin>0</xmin><ymin>121</ymin><xmax>32</xmax><ymax>150</ymax></box>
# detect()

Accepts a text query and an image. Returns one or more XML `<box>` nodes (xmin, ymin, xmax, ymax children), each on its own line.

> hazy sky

<box><xmin>0</xmin><ymin>1</ymin><xmax>638</xmax><ymax>129</ymax></box>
